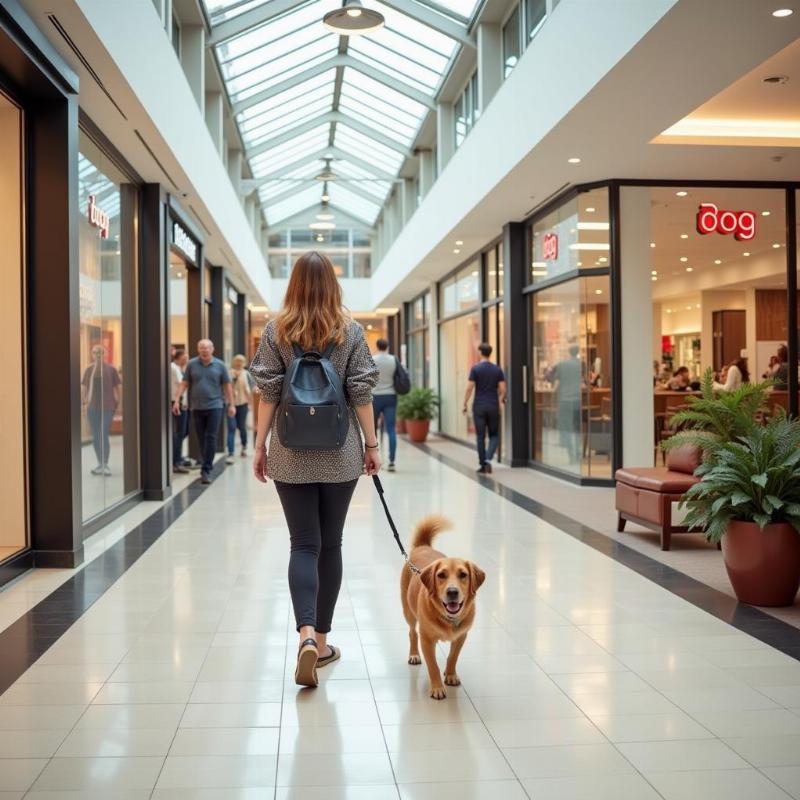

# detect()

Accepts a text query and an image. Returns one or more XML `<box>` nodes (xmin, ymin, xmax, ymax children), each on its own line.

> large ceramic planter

<box><xmin>722</xmin><ymin>520</ymin><xmax>800</xmax><ymax>606</ymax></box>
<box><xmin>396</xmin><ymin>418</ymin><xmax>407</xmax><ymax>434</ymax></box>
<box><xmin>405</xmin><ymin>419</ymin><xmax>430</xmax><ymax>443</ymax></box>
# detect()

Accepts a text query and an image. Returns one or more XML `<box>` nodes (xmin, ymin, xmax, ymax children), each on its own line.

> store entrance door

<box><xmin>0</xmin><ymin>90</ymin><xmax>27</xmax><ymax>564</ymax></box>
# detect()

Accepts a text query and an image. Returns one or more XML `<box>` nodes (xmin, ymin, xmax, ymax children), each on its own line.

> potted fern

<box><xmin>397</xmin><ymin>387</ymin><xmax>439</xmax><ymax>443</ymax></box>
<box><xmin>679</xmin><ymin>415</ymin><xmax>800</xmax><ymax>607</ymax></box>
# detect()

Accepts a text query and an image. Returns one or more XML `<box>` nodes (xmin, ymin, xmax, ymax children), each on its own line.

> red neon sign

<box><xmin>87</xmin><ymin>194</ymin><xmax>110</xmax><ymax>239</ymax></box>
<box><xmin>696</xmin><ymin>203</ymin><xmax>756</xmax><ymax>242</ymax></box>
<box><xmin>542</xmin><ymin>232</ymin><xmax>559</xmax><ymax>260</ymax></box>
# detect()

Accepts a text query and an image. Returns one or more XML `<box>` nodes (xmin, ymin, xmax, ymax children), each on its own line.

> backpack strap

<box><xmin>321</xmin><ymin>341</ymin><xmax>336</xmax><ymax>359</ymax></box>
<box><xmin>291</xmin><ymin>343</ymin><xmax>304</xmax><ymax>359</ymax></box>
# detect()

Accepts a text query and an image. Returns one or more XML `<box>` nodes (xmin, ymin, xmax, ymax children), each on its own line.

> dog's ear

<box><xmin>418</xmin><ymin>561</ymin><xmax>439</xmax><ymax>595</ymax></box>
<box><xmin>468</xmin><ymin>562</ymin><xmax>486</xmax><ymax>595</ymax></box>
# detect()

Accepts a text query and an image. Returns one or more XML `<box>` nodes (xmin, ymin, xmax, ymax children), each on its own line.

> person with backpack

<box><xmin>249</xmin><ymin>251</ymin><xmax>380</xmax><ymax>688</ymax></box>
<box><xmin>372</xmin><ymin>338</ymin><xmax>410</xmax><ymax>472</ymax></box>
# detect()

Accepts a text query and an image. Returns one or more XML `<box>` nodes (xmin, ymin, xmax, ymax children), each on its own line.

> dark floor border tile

<box><xmin>0</xmin><ymin>463</ymin><xmax>226</xmax><ymax>695</ymax></box>
<box><xmin>413</xmin><ymin>442</ymin><xmax>800</xmax><ymax>660</ymax></box>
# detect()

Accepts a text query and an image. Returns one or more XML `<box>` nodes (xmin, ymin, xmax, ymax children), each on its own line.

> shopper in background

<box><xmin>667</xmin><ymin>366</ymin><xmax>691</xmax><ymax>391</ymax></box>
<box><xmin>171</xmin><ymin>348</ymin><xmax>190</xmax><ymax>474</ymax></box>
<box><xmin>226</xmin><ymin>353</ymin><xmax>252</xmax><ymax>464</ymax></box>
<box><xmin>714</xmin><ymin>357</ymin><xmax>749</xmax><ymax>392</ymax></box>
<box><xmin>372</xmin><ymin>338</ymin><xmax>398</xmax><ymax>472</ymax></box>
<box><xmin>81</xmin><ymin>344</ymin><xmax>121</xmax><ymax>476</ymax></box>
<box><xmin>463</xmin><ymin>343</ymin><xmax>506</xmax><ymax>474</ymax></box>
<box><xmin>173</xmin><ymin>339</ymin><xmax>235</xmax><ymax>484</ymax></box>
<box><xmin>250</xmin><ymin>250</ymin><xmax>379</xmax><ymax>688</ymax></box>
<box><xmin>773</xmin><ymin>345</ymin><xmax>789</xmax><ymax>390</ymax></box>
<box><xmin>551</xmin><ymin>343</ymin><xmax>583</xmax><ymax>467</ymax></box>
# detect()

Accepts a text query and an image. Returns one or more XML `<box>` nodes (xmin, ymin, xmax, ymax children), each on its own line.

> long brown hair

<box><xmin>274</xmin><ymin>251</ymin><xmax>348</xmax><ymax>350</ymax></box>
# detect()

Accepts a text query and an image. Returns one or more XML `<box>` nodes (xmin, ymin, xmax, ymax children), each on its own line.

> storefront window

<box><xmin>531</xmin><ymin>276</ymin><xmax>612</xmax><ymax>478</ymax></box>
<box><xmin>530</xmin><ymin>187</ymin><xmax>609</xmax><ymax>285</ymax></box>
<box><xmin>78</xmin><ymin>134</ymin><xmax>139</xmax><ymax>520</ymax></box>
<box><xmin>440</xmin><ymin>312</ymin><xmax>481</xmax><ymax>441</ymax></box>
<box><xmin>407</xmin><ymin>290</ymin><xmax>431</xmax><ymax>388</ymax></box>
<box><xmin>0</xmin><ymin>90</ymin><xmax>27</xmax><ymax>561</ymax></box>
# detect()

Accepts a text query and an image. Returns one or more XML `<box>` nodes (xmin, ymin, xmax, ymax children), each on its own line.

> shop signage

<box><xmin>696</xmin><ymin>203</ymin><xmax>756</xmax><ymax>242</ymax></box>
<box><xmin>542</xmin><ymin>232</ymin><xmax>559</xmax><ymax>261</ymax></box>
<box><xmin>173</xmin><ymin>221</ymin><xmax>198</xmax><ymax>263</ymax></box>
<box><xmin>87</xmin><ymin>194</ymin><xmax>110</xmax><ymax>239</ymax></box>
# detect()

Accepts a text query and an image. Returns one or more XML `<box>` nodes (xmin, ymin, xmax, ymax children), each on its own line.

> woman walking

<box><xmin>226</xmin><ymin>354</ymin><xmax>252</xmax><ymax>464</ymax></box>
<box><xmin>250</xmin><ymin>251</ymin><xmax>380</xmax><ymax>687</ymax></box>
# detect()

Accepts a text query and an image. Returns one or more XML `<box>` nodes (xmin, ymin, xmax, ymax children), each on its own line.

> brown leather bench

<box><xmin>615</xmin><ymin>446</ymin><xmax>701</xmax><ymax>551</ymax></box>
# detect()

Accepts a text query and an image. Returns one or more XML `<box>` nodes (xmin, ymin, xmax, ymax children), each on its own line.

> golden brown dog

<box><xmin>400</xmin><ymin>515</ymin><xmax>486</xmax><ymax>700</ymax></box>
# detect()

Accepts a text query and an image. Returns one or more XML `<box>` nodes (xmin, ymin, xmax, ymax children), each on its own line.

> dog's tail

<box><xmin>411</xmin><ymin>515</ymin><xmax>452</xmax><ymax>549</ymax></box>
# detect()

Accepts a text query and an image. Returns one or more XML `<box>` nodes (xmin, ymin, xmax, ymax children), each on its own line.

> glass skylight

<box><xmin>204</xmin><ymin>0</ymin><xmax>473</xmax><ymax>230</ymax></box>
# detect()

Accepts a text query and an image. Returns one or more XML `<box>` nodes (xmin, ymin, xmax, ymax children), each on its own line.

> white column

<box><xmin>427</xmin><ymin>281</ymin><xmax>440</xmax><ymax>427</ymax></box>
<box><xmin>402</xmin><ymin>178</ymin><xmax>416</xmax><ymax>224</ymax></box>
<box><xmin>205</xmin><ymin>91</ymin><xmax>224</xmax><ymax>157</ymax></box>
<box><xmin>476</xmin><ymin>23</ymin><xmax>502</xmax><ymax>111</ymax></box>
<box><xmin>436</xmin><ymin>103</ymin><xmax>455</xmax><ymax>175</ymax></box>
<box><xmin>227</xmin><ymin>149</ymin><xmax>243</xmax><ymax>199</ymax></box>
<box><xmin>180</xmin><ymin>25</ymin><xmax>205</xmax><ymax>114</ymax></box>
<box><xmin>620</xmin><ymin>186</ymin><xmax>655</xmax><ymax>467</ymax></box>
<box><xmin>418</xmin><ymin>150</ymin><xmax>435</xmax><ymax>198</ymax></box>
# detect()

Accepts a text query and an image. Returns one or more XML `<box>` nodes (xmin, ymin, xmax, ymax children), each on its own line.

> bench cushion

<box><xmin>615</xmin><ymin>467</ymin><xmax>699</xmax><ymax>494</ymax></box>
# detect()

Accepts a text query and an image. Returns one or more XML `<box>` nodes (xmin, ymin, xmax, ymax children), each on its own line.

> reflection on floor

<box><xmin>81</xmin><ymin>437</ymin><xmax>127</xmax><ymax>522</ymax></box>
<box><xmin>1</xmin><ymin>443</ymin><xmax>800</xmax><ymax>798</ymax></box>
<box><xmin>426</xmin><ymin>436</ymin><xmax>800</xmax><ymax>630</ymax></box>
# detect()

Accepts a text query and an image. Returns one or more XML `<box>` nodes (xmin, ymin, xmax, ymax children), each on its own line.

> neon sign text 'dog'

<box><xmin>696</xmin><ymin>203</ymin><xmax>756</xmax><ymax>242</ymax></box>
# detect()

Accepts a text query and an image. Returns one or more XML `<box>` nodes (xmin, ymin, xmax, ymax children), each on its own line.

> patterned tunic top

<box><xmin>249</xmin><ymin>319</ymin><xmax>378</xmax><ymax>484</ymax></box>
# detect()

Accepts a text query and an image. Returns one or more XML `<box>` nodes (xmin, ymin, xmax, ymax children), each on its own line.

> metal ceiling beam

<box><xmin>209</xmin><ymin>0</ymin><xmax>301</xmax><ymax>46</ymax></box>
<box><xmin>248</xmin><ymin>110</ymin><xmax>409</xmax><ymax>159</ymax></box>
<box><xmin>232</xmin><ymin>53</ymin><xmax>434</xmax><ymax>116</ymax></box>
<box><xmin>379</xmin><ymin>0</ymin><xmax>474</xmax><ymax>47</ymax></box>
<box><xmin>263</xmin><ymin>175</ymin><xmax>385</xmax><ymax>210</ymax></box>
<box><xmin>209</xmin><ymin>0</ymin><xmax>474</xmax><ymax>49</ymax></box>
<box><xmin>242</xmin><ymin>145</ymin><xmax>397</xmax><ymax>195</ymax></box>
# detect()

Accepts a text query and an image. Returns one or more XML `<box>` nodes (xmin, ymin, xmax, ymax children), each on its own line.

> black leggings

<box><xmin>274</xmin><ymin>479</ymin><xmax>359</xmax><ymax>633</ymax></box>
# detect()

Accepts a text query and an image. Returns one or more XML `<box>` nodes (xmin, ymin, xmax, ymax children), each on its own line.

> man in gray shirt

<box><xmin>372</xmin><ymin>338</ymin><xmax>398</xmax><ymax>472</ymax></box>
<box><xmin>173</xmin><ymin>339</ymin><xmax>234</xmax><ymax>483</ymax></box>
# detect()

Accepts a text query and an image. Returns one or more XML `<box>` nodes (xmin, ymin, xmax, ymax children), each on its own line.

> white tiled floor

<box><xmin>1</xmin><ymin>441</ymin><xmax>800</xmax><ymax>798</ymax></box>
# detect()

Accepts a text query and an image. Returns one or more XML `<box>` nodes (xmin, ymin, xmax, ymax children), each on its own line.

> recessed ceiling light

<box><xmin>651</xmin><ymin>270</ymin><xmax>658</xmax><ymax>275</ymax></box>
<box><xmin>743</xmin><ymin>252</ymin><xmax>751</xmax><ymax>257</ymax></box>
<box><xmin>453</xmin><ymin>249</ymin><xmax>461</xmax><ymax>254</ymax></box>
<box><xmin>577</xmin><ymin>261</ymin><xmax>583</xmax><ymax>266</ymax></box>
<box><xmin>762</xmin><ymin>210</ymin><xmax>771</xmax><ymax>216</ymax></box>
<box><xmin>714</xmin><ymin>259</ymin><xmax>722</xmax><ymax>264</ymax></box>
<box><xmin>586</xmin><ymin>207</ymin><xmax>596</xmax><ymax>213</ymax></box>
<box><xmin>680</xmin><ymin>257</ymin><xmax>688</xmax><ymax>262</ymax></box>
<box><xmin>455</xmin><ymin>240</ymin><xmax>463</xmax><ymax>245</ymax></box>
<box><xmin>595</xmin><ymin>289</ymin><xmax>603</xmax><ymax>295</ymax></box>
<box><xmin>676</xmin><ymin>191</ymin><xmax>688</xmax><ymax>197</ymax></box>
<box><xmin>772</xmin><ymin>8</ymin><xmax>793</xmax><ymax>17</ymax></box>
<box><xmin>696</xmin><ymin>304</ymin><xmax>701</xmax><ymax>309</ymax></box>
<box><xmin>680</xmin><ymin>234</ymin><xmax>688</xmax><ymax>239</ymax></box>
<box><xmin>568</xmin><ymin>157</ymin><xmax>581</xmax><ymax>164</ymax></box>
<box><xmin>686</xmin><ymin>305</ymin><xmax>693</xmax><ymax>310</ymax></box>
<box><xmin>598</xmin><ymin>257</ymin><xmax>608</xmax><ymax>262</ymax></box>
<box><xmin>773</xmin><ymin>243</ymin><xmax>782</xmax><ymax>248</ymax></box>
<box><xmin>686</xmin><ymin>267</ymin><xmax>693</xmax><ymax>272</ymax></box>
<box><xmin>651</xmin><ymin>276</ymin><xmax>658</xmax><ymax>282</ymax></box>
<box><xmin>650</xmin><ymin>242</ymin><xmax>656</xmax><ymax>248</ymax></box>
<box><xmin>666</xmin><ymin>309</ymin><xmax>673</xmax><ymax>314</ymax></box>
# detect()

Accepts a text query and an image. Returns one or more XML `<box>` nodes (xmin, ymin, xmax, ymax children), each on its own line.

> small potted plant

<box><xmin>396</xmin><ymin>387</ymin><xmax>439</xmax><ymax>443</ymax></box>
<box><xmin>680</xmin><ymin>416</ymin><xmax>800</xmax><ymax>606</ymax></box>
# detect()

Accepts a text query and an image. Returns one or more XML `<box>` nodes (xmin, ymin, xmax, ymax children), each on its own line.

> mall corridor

<box><xmin>0</xmin><ymin>444</ymin><xmax>799</xmax><ymax>799</ymax></box>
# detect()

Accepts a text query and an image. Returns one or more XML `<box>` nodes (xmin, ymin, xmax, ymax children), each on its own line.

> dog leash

<box><xmin>372</xmin><ymin>475</ymin><xmax>422</xmax><ymax>575</ymax></box>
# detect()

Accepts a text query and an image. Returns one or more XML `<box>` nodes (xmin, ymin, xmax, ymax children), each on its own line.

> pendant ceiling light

<box><xmin>309</xmin><ymin>221</ymin><xmax>336</xmax><ymax>231</ymax></box>
<box><xmin>323</xmin><ymin>0</ymin><xmax>384</xmax><ymax>34</ymax></box>
<box><xmin>315</xmin><ymin>158</ymin><xmax>337</xmax><ymax>182</ymax></box>
<box><xmin>316</xmin><ymin>199</ymin><xmax>335</xmax><ymax>221</ymax></box>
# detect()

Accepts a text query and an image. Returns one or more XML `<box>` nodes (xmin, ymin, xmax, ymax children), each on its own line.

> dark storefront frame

<box><xmin>521</xmin><ymin>178</ymin><xmax>800</xmax><ymax>487</ymax></box>
<box><xmin>405</xmin><ymin>290</ymin><xmax>431</xmax><ymax>388</ymax></box>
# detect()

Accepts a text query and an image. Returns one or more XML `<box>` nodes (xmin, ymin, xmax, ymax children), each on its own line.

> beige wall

<box><xmin>0</xmin><ymin>98</ymin><xmax>27</xmax><ymax>552</ymax></box>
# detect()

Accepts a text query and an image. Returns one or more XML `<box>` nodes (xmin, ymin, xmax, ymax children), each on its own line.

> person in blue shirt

<box><xmin>463</xmin><ymin>343</ymin><xmax>506</xmax><ymax>473</ymax></box>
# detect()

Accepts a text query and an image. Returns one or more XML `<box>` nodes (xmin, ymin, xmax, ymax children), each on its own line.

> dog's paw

<box><xmin>408</xmin><ymin>655</ymin><xmax>422</xmax><ymax>665</ymax></box>
<box><xmin>444</xmin><ymin>673</ymin><xmax>460</xmax><ymax>686</ymax></box>
<box><xmin>430</xmin><ymin>685</ymin><xmax>447</xmax><ymax>700</ymax></box>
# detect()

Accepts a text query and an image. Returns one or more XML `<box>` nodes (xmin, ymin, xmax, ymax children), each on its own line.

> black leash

<box><xmin>372</xmin><ymin>475</ymin><xmax>421</xmax><ymax>575</ymax></box>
